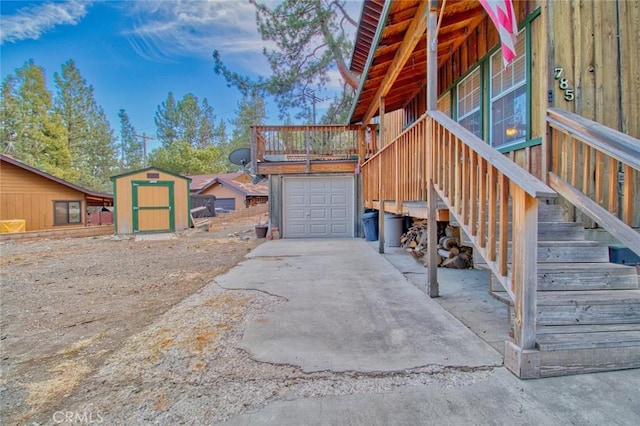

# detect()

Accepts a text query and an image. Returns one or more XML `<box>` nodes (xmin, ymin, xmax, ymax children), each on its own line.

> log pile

<box><xmin>400</xmin><ymin>220</ymin><xmax>473</xmax><ymax>269</ymax></box>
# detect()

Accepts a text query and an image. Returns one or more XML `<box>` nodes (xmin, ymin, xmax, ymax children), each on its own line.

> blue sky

<box><xmin>1</xmin><ymin>0</ymin><xmax>361</xmax><ymax>152</ymax></box>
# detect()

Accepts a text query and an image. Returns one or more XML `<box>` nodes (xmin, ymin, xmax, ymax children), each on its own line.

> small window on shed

<box><xmin>54</xmin><ymin>201</ymin><xmax>82</xmax><ymax>225</ymax></box>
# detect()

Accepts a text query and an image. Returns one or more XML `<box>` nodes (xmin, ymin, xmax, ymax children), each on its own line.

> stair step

<box><xmin>537</xmin><ymin>290</ymin><xmax>640</xmax><ymax>325</ymax></box>
<box><xmin>535</xmin><ymin>222</ymin><xmax>585</xmax><ymax>241</ymax></box>
<box><xmin>537</xmin><ymin>263</ymin><xmax>639</xmax><ymax>291</ymax></box>
<box><xmin>509</xmin><ymin>241</ymin><xmax>611</xmax><ymax>263</ymax></box>
<box><xmin>535</xmin><ymin>324</ymin><xmax>640</xmax><ymax>377</ymax></box>
<box><xmin>536</xmin><ymin>326</ymin><xmax>640</xmax><ymax>351</ymax></box>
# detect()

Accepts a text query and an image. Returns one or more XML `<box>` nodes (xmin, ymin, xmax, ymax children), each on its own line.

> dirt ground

<box><xmin>0</xmin><ymin>205</ymin><xmax>268</xmax><ymax>425</ymax></box>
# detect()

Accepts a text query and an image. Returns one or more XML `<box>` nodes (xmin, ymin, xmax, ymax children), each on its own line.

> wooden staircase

<box><xmin>489</xmin><ymin>201</ymin><xmax>640</xmax><ymax>377</ymax></box>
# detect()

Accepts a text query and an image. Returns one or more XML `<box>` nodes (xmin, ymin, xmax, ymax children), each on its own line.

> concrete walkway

<box><xmin>216</xmin><ymin>239</ymin><xmax>640</xmax><ymax>425</ymax></box>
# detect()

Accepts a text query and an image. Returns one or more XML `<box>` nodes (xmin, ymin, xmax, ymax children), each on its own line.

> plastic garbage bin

<box><xmin>384</xmin><ymin>213</ymin><xmax>404</xmax><ymax>247</ymax></box>
<box><xmin>362</xmin><ymin>211</ymin><xmax>379</xmax><ymax>241</ymax></box>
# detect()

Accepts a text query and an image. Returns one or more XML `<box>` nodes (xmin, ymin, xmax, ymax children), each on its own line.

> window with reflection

<box><xmin>490</xmin><ymin>30</ymin><xmax>527</xmax><ymax>148</ymax></box>
<box><xmin>456</xmin><ymin>68</ymin><xmax>482</xmax><ymax>138</ymax></box>
<box><xmin>54</xmin><ymin>201</ymin><xmax>82</xmax><ymax>225</ymax></box>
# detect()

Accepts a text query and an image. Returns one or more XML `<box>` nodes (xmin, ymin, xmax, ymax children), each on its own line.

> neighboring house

<box><xmin>0</xmin><ymin>154</ymin><xmax>113</xmax><ymax>232</ymax></box>
<box><xmin>189</xmin><ymin>172</ymin><xmax>268</xmax><ymax>211</ymax></box>
<box><xmin>250</xmin><ymin>1</ymin><xmax>640</xmax><ymax>379</ymax></box>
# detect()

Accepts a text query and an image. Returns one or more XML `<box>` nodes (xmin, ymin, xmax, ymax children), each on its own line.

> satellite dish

<box><xmin>229</xmin><ymin>148</ymin><xmax>251</xmax><ymax>166</ymax></box>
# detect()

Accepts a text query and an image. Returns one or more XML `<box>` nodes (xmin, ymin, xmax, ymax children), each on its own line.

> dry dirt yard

<box><xmin>1</xmin><ymin>203</ymin><xmax>491</xmax><ymax>425</ymax></box>
<box><xmin>0</xmin><ymin>205</ymin><xmax>271</xmax><ymax>424</ymax></box>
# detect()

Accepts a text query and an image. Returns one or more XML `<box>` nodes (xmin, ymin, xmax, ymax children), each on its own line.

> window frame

<box><xmin>455</xmin><ymin>67</ymin><xmax>483</xmax><ymax>138</ymax></box>
<box><xmin>54</xmin><ymin>200</ymin><xmax>83</xmax><ymax>226</ymax></box>
<box><xmin>445</xmin><ymin>9</ymin><xmax>540</xmax><ymax>154</ymax></box>
<box><xmin>488</xmin><ymin>28</ymin><xmax>528</xmax><ymax>150</ymax></box>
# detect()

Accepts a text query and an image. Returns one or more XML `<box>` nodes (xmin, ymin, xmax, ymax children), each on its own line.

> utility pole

<box><xmin>302</xmin><ymin>90</ymin><xmax>327</xmax><ymax>125</ymax></box>
<box><xmin>134</xmin><ymin>133</ymin><xmax>155</xmax><ymax>167</ymax></box>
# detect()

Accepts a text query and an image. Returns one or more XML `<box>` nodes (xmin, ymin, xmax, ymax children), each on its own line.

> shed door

<box><xmin>283</xmin><ymin>176</ymin><xmax>354</xmax><ymax>238</ymax></box>
<box><xmin>132</xmin><ymin>181</ymin><xmax>175</xmax><ymax>233</ymax></box>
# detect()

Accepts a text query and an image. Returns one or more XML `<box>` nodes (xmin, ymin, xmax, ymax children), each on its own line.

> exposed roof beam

<box><xmin>362</xmin><ymin>0</ymin><xmax>428</xmax><ymax>125</ymax></box>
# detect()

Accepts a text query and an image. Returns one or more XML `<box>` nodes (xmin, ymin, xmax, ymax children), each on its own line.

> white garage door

<box><xmin>283</xmin><ymin>176</ymin><xmax>354</xmax><ymax>238</ymax></box>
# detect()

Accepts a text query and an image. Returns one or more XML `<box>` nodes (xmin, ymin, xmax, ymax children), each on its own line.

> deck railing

<box><xmin>251</xmin><ymin>125</ymin><xmax>361</xmax><ymax>172</ymax></box>
<box><xmin>362</xmin><ymin>111</ymin><xmax>556</xmax><ymax>351</ymax></box>
<box><xmin>428</xmin><ymin>111</ymin><xmax>556</xmax><ymax>351</ymax></box>
<box><xmin>546</xmin><ymin>108</ymin><xmax>640</xmax><ymax>254</ymax></box>
<box><xmin>361</xmin><ymin>115</ymin><xmax>428</xmax><ymax>213</ymax></box>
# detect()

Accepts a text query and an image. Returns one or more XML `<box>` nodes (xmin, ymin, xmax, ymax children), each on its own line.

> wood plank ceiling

<box><xmin>349</xmin><ymin>0</ymin><xmax>487</xmax><ymax>125</ymax></box>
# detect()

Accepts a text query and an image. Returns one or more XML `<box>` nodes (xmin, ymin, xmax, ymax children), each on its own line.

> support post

<box><xmin>378</xmin><ymin>97</ymin><xmax>386</xmax><ymax>253</ymax></box>
<box><xmin>512</xmin><ymin>188</ymin><xmax>539</xmax><ymax>350</ymax></box>
<box><xmin>426</xmin><ymin>0</ymin><xmax>439</xmax><ymax>297</ymax></box>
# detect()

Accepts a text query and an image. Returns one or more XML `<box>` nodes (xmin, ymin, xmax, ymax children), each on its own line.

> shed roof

<box><xmin>110</xmin><ymin>166</ymin><xmax>192</xmax><ymax>182</ymax></box>
<box><xmin>1</xmin><ymin>154</ymin><xmax>113</xmax><ymax>204</ymax></box>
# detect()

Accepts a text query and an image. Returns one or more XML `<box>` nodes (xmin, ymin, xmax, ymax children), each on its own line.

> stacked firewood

<box><xmin>400</xmin><ymin>220</ymin><xmax>473</xmax><ymax>269</ymax></box>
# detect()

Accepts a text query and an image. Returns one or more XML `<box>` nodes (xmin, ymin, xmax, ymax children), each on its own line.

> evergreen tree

<box><xmin>177</xmin><ymin>93</ymin><xmax>200</xmax><ymax>146</ymax></box>
<box><xmin>198</xmin><ymin>98</ymin><xmax>216</xmax><ymax>148</ymax></box>
<box><xmin>213</xmin><ymin>0</ymin><xmax>358</xmax><ymax>122</ymax></box>
<box><xmin>147</xmin><ymin>141</ymin><xmax>226</xmax><ymax>175</ymax></box>
<box><xmin>0</xmin><ymin>60</ymin><xmax>74</xmax><ymax>180</ymax></box>
<box><xmin>118</xmin><ymin>109</ymin><xmax>143</xmax><ymax>171</ymax></box>
<box><xmin>54</xmin><ymin>59</ymin><xmax>117</xmax><ymax>191</ymax></box>
<box><xmin>220</xmin><ymin>91</ymin><xmax>266</xmax><ymax>170</ymax></box>
<box><xmin>155</xmin><ymin>92</ymin><xmax>227</xmax><ymax>149</ymax></box>
<box><xmin>154</xmin><ymin>92</ymin><xmax>180</xmax><ymax>147</ymax></box>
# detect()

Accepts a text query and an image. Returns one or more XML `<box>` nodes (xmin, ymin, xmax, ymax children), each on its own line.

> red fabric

<box><xmin>479</xmin><ymin>0</ymin><xmax>518</xmax><ymax>68</ymax></box>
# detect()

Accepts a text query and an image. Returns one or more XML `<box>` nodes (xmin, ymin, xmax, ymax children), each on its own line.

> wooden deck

<box><xmin>251</xmin><ymin>124</ymin><xmax>371</xmax><ymax>176</ymax></box>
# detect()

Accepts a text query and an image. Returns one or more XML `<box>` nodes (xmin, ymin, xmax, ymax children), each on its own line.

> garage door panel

<box><xmin>309</xmin><ymin>223</ymin><xmax>327</xmax><ymax>234</ymax></box>
<box><xmin>309</xmin><ymin>209</ymin><xmax>326</xmax><ymax>219</ymax></box>
<box><xmin>331</xmin><ymin>224</ymin><xmax>347</xmax><ymax>233</ymax></box>
<box><xmin>289</xmin><ymin>209</ymin><xmax>306</xmax><ymax>219</ymax></box>
<box><xmin>310</xmin><ymin>194</ymin><xmax>326</xmax><ymax>205</ymax></box>
<box><xmin>283</xmin><ymin>176</ymin><xmax>353</xmax><ymax>238</ymax></box>
<box><xmin>309</xmin><ymin>180</ymin><xmax>327</xmax><ymax>190</ymax></box>
<box><xmin>331</xmin><ymin>209</ymin><xmax>347</xmax><ymax>219</ymax></box>
<box><xmin>331</xmin><ymin>194</ymin><xmax>347</xmax><ymax>205</ymax></box>
<box><xmin>289</xmin><ymin>180</ymin><xmax>306</xmax><ymax>190</ymax></box>
<box><xmin>331</xmin><ymin>180</ymin><xmax>348</xmax><ymax>190</ymax></box>
<box><xmin>290</xmin><ymin>195</ymin><xmax>305</xmax><ymax>205</ymax></box>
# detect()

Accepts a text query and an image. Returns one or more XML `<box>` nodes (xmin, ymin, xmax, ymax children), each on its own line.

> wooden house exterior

<box><xmin>250</xmin><ymin>0</ymin><xmax>640</xmax><ymax>378</ymax></box>
<box><xmin>111</xmin><ymin>167</ymin><xmax>191</xmax><ymax>234</ymax></box>
<box><xmin>0</xmin><ymin>154</ymin><xmax>113</xmax><ymax>232</ymax></box>
<box><xmin>189</xmin><ymin>172</ymin><xmax>268</xmax><ymax>211</ymax></box>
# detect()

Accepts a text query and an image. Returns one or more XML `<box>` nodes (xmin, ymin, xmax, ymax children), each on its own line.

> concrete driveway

<box><xmin>215</xmin><ymin>239</ymin><xmax>640</xmax><ymax>425</ymax></box>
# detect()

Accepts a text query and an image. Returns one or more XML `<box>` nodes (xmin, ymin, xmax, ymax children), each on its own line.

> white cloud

<box><xmin>121</xmin><ymin>0</ymin><xmax>273</xmax><ymax>66</ymax></box>
<box><xmin>0</xmin><ymin>1</ymin><xmax>91</xmax><ymax>45</ymax></box>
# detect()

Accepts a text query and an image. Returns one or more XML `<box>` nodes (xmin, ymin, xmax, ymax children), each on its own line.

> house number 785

<box><xmin>554</xmin><ymin>67</ymin><xmax>575</xmax><ymax>101</ymax></box>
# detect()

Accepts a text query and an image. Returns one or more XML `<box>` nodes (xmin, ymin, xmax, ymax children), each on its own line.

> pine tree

<box><xmin>213</xmin><ymin>0</ymin><xmax>358</xmax><ymax>122</ymax></box>
<box><xmin>155</xmin><ymin>92</ymin><xmax>180</xmax><ymax>147</ymax></box>
<box><xmin>118</xmin><ymin>109</ymin><xmax>143</xmax><ymax>171</ymax></box>
<box><xmin>54</xmin><ymin>59</ymin><xmax>117</xmax><ymax>191</ymax></box>
<box><xmin>220</xmin><ymin>91</ymin><xmax>266</xmax><ymax>170</ymax></box>
<box><xmin>0</xmin><ymin>60</ymin><xmax>74</xmax><ymax>180</ymax></box>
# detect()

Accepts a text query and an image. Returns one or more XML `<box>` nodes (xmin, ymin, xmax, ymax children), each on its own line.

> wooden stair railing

<box><xmin>427</xmin><ymin>111</ymin><xmax>556</xmax><ymax>372</ymax></box>
<box><xmin>361</xmin><ymin>115</ymin><xmax>428</xmax><ymax>214</ymax></box>
<box><xmin>546</xmin><ymin>108</ymin><xmax>640</xmax><ymax>255</ymax></box>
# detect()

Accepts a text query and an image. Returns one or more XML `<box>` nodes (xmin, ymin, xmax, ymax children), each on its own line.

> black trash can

<box><xmin>362</xmin><ymin>211</ymin><xmax>379</xmax><ymax>241</ymax></box>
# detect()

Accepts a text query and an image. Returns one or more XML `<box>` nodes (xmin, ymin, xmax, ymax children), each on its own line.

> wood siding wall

<box><xmin>0</xmin><ymin>161</ymin><xmax>86</xmax><ymax>231</ymax></box>
<box><xmin>112</xmin><ymin>169</ymin><xmax>190</xmax><ymax>234</ymax></box>
<box><xmin>394</xmin><ymin>0</ymin><xmax>638</xmax><ymax>189</ymax></box>
<box><xmin>547</xmin><ymin>0</ymin><xmax>640</xmax><ymax>226</ymax></box>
